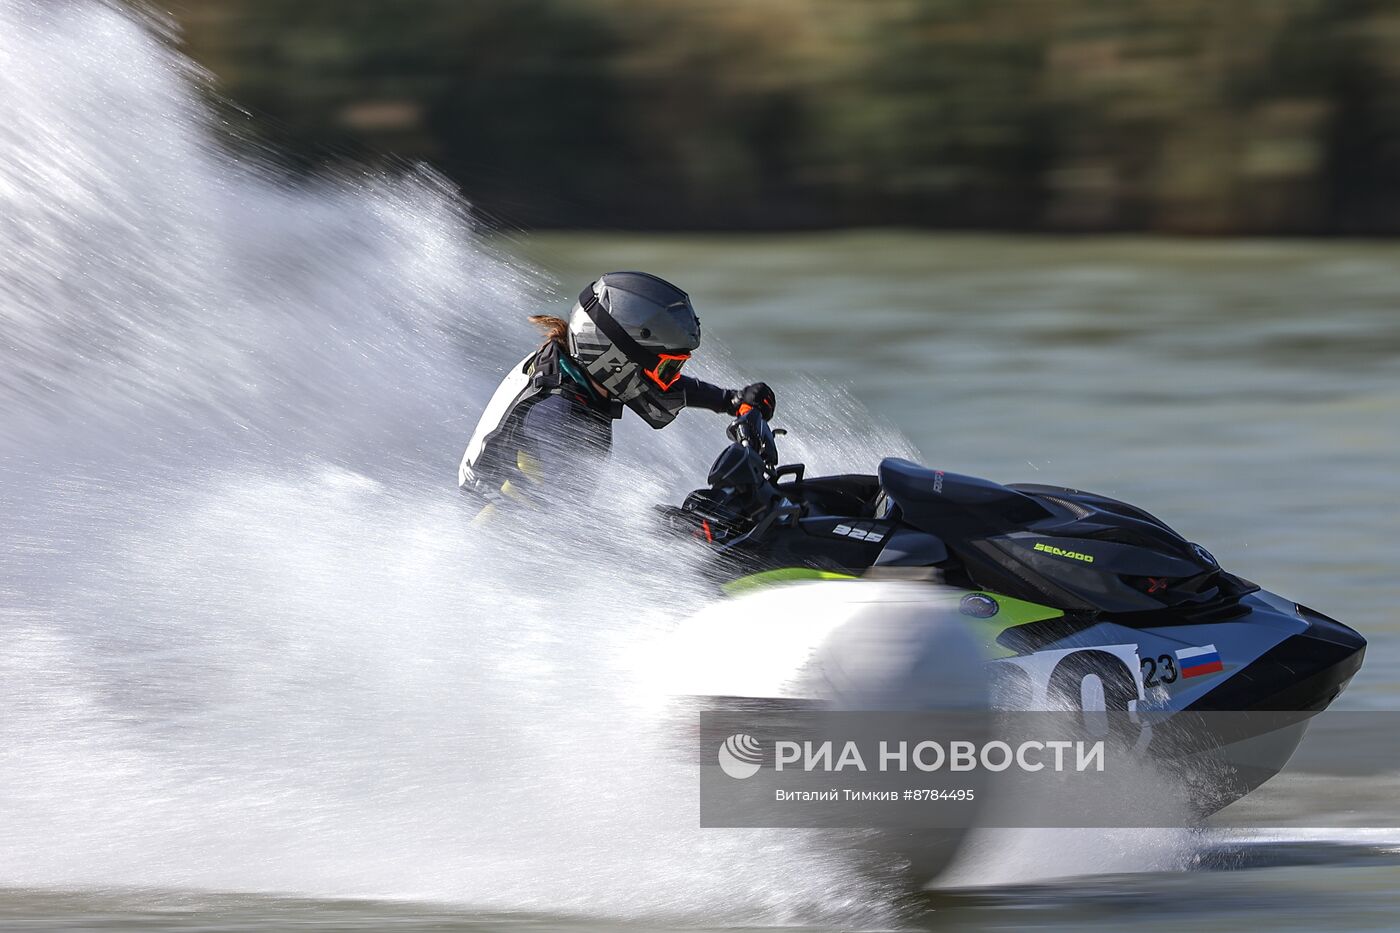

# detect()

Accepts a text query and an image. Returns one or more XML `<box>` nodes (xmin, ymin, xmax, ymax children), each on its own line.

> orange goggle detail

<box><xmin>644</xmin><ymin>353</ymin><xmax>690</xmax><ymax>390</ymax></box>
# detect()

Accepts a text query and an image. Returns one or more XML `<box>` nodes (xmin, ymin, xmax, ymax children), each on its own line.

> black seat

<box><xmin>793</xmin><ymin>474</ymin><xmax>882</xmax><ymax>519</ymax></box>
<box><xmin>877</xmin><ymin>458</ymin><xmax>1052</xmax><ymax>535</ymax></box>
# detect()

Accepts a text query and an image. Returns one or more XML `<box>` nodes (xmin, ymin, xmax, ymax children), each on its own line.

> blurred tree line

<box><xmin>174</xmin><ymin>0</ymin><xmax>1400</xmax><ymax>233</ymax></box>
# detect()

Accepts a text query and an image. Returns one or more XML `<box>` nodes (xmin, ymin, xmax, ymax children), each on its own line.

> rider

<box><xmin>458</xmin><ymin>271</ymin><xmax>775</xmax><ymax>512</ymax></box>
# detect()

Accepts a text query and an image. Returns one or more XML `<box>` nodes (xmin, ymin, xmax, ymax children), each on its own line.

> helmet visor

<box><xmin>644</xmin><ymin>353</ymin><xmax>690</xmax><ymax>390</ymax></box>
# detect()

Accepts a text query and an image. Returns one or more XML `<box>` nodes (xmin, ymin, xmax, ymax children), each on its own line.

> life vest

<box><xmin>458</xmin><ymin>341</ymin><xmax>620</xmax><ymax>498</ymax></box>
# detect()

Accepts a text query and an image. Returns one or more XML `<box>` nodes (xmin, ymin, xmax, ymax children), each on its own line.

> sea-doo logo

<box><xmin>718</xmin><ymin>733</ymin><xmax>763</xmax><ymax>779</ymax></box>
<box><xmin>1032</xmin><ymin>542</ymin><xmax>1095</xmax><ymax>563</ymax></box>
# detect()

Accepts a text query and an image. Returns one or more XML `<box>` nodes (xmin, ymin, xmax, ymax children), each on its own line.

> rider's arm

<box><xmin>676</xmin><ymin>375</ymin><xmax>735</xmax><ymax>414</ymax></box>
<box><xmin>680</xmin><ymin>377</ymin><xmax>776</xmax><ymax>421</ymax></box>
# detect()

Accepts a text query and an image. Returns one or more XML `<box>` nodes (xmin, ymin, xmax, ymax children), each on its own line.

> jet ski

<box><xmin>659</xmin><ymin>409</ymin><xmax>1365</xmax><ymax>719</ymax></box>
<box><xmin>656</xmin><ymin>412</ymin><xmax>1365</xmax><ymax>879</ymax></box>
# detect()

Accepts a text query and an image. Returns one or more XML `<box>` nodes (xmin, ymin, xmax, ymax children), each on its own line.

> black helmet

<box><xmin>567</xmin><ymin>271</ymin><xmax>701</xmax><ymax>428</ymax></box>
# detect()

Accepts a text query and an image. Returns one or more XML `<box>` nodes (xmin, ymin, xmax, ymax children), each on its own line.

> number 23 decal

<box><xmin>1141</xmin><ymin>653</ymin><xmax>1178</xmax><ymax>687</ymax></box>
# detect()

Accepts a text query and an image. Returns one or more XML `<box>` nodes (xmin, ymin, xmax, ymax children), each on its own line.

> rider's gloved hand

<box><xmin>730</xmin><ymin>382</ymin><xmax>776</xmax><ymax>421</ymax></box>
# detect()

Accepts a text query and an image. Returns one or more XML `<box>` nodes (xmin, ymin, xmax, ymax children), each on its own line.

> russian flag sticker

<box><xmin>1177</xmin><ymin>644</ymin><xmax>1224</xmax><ymax>678</ymax></box>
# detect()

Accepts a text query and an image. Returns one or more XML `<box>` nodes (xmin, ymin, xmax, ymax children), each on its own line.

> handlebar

<box><xmin>709</xmin><ymin>409</ymin><xmax>802</xmax><ymax>491</ymax></box>
<box><xmin>726</xmin><ymin>407</ymin><xmax>778</xmax><ymax>466</ymax></box>
<box><xmin>664</xmin><ymin>411</ymin><xmax>806</xmax><ymax>547</ymax></box>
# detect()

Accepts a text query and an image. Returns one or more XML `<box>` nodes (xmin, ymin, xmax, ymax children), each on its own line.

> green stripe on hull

<box><xmin>721</xmin><ymin>568</ymin><xmax>858</xmax><ymax>596</ymax></box>
<box><xmin>965</xmin><ymin>592</ymin><xmax>1063</xmax><ymax>658</ymax></box>
<box><xmin>720</xmin><ymin>570</ymin><xmax>1060</xmax><ymax>660</ymax></box>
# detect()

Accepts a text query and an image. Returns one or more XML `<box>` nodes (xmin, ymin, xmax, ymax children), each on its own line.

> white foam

<box><xmin>0</xmin><ymin>1</ymin><xmax>913</xmax><ymax>923</ymax></box>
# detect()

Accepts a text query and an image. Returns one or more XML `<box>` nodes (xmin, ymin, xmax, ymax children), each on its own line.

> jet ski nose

<box><xmin>1297</xmin><ymin>603</ymin><xmax>1367</xmax><ymax>654</ymax></box>
<box><xmin>1185</xmin><ymin>600</ymin><xmax>1365</xmax><ymax>712</ymax></box>
<box><xmin>1282</xmin><ymin>603</ymin><xmax>1366</xmax><ymax>710</ymax></box>
<box><xmin>1301</xmin><ymin>600</ymin><xmax>1366</xmax><ymax>680</ymax></box>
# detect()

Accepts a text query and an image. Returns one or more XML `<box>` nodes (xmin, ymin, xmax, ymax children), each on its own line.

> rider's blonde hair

<box><xmin>529</xmin><ymin>315</ymin><xmax>569</xmax><ymax>345</ymax></box>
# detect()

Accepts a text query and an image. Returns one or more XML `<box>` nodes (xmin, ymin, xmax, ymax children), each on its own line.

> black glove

<box><xmin>730</xmin><ymin>382</ymin><xmax>776</xmax><ymax>421</ymax></box>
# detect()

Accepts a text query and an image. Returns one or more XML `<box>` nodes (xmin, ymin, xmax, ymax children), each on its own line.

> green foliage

<box><xmin>175</xmin><ymin>0</ymin><xmax>1400</xmax><ymax>232</ymax></box>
